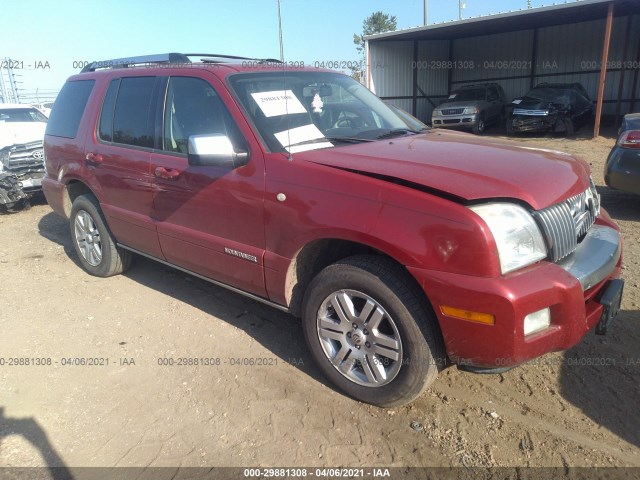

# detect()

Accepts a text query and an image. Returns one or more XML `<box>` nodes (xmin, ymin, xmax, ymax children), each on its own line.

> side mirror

<box><xmin>187</xmin><ymin>134</ymin><xmax>248</xmax><ymax>168</ymax></box>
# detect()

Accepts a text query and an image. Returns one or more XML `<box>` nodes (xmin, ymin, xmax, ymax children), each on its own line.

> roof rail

<box><xmin>81</xmin><ymin>53</ymin><xmax>191</xmax><ymax>73</ymax></box>
<box><xmin>184</xmin><ymin>53</ymin><xmax>282</xmax><ymax>64</ymax></box>
<box><xmin>80</xmin><ymin>52</ymin><xmax>283</xmax><ymax>73</ymax></box>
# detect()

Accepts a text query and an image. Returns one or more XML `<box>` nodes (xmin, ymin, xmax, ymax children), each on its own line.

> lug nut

<box><xmin>352</xmin><ymin>323</ymin><xmax>358</xmax><ymax>329</ymax></box>
<box><xmin>355</xmin><ymin>345</ymin><xmax>361</xmax><ymax>349</ymax></box>
<box><xmin>365</xmin><ymin>342</ymin><xmax>371</xmax><ymax>348</ymax></box>
<box><xmin>363</xmin><ymin>329</ymin><xmax>369</xmax><ymax>335</ymax></box>
<box><xmin>346</xmin><ymin>332</ymin><xmax>352</xmax><ymax>338</ymax></box>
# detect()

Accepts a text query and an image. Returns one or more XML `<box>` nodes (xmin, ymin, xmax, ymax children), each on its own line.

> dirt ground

<box><xmin>0</xmin><ymin>127</ymin><xmax>639</xmax><ymax>476</ymax></box>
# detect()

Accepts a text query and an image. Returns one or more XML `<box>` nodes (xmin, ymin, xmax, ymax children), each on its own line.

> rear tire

<box><xmin>70</xmin><ymin>194</ymin><xmax>132</xmax><ymax>277</ymax></box>
<box><xmin>301</xmin><ymin>255</ymin><xmax>444</xmax><ymax>407</ymax></box>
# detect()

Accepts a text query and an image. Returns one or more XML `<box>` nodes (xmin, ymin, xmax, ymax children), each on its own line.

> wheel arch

<box><xmin>62</xmin><ymin>179</ymin><xmax>97</xmax><ymax>218</ymax></box>
<box><xmin>284</xmin><ymin>237</ymin><xmax>436</xmax><ymax>324</ymax></box>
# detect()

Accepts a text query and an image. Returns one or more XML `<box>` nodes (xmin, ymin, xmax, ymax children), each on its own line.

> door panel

<box><xmin>150</xmin><ymin>75</ymin><xmax>267</xmax><ymax>296</ymax></box>
<box><xmin>89</xmin><ymin>76</ymin><xmax>162</xmax><ymax>257</ymax></box>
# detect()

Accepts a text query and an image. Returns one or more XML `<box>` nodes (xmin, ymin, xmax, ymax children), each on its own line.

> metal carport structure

<box><xmin>365</xmin><ymin>0</ymin><xmax>640</xmax><ymax>136</ymax></box>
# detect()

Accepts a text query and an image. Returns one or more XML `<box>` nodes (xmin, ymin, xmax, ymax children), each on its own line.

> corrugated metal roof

<box><xmin>365</xmin><ymin>0</ymin><xmax>640</xmax><ymax>42</ymax></box>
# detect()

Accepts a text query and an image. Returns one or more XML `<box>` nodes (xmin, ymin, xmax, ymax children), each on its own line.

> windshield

<box><xmin>524</xmin><ymin>87</ymin><xmax>574</xmax><ymax>103</ymax></box>
<box><xmin>448</xmin><ymin>88</ymin><xmax>486</xmax><ymax>102</ymax></box>
<box><xmin>228</xmin><ymin>71</ymin><xmax>413</xmax><ymax>152</ymax></box>
<box><xmin>0</xmin><ymin>108</ymin><xmax>48</xmax><ymax>123</ymax></box>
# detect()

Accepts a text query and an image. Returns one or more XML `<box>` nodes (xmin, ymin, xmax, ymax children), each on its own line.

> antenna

<box><xmin>277</xmin><ymin>0</ymin><xmax>284</xmax><ymax>63</ymax></box>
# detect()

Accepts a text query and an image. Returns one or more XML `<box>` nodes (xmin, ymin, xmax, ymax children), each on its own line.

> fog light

<box><xmin>524</xmin><ymin>308</ymin><xmax>550</xmax><ymax>336</ymax></box>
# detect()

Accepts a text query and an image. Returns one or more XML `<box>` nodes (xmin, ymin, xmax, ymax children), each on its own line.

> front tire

<box><xmin>301</xmin><ymin>255</ymin><xmax>444</xmax><ymax>407</ymax></box>
<box><xmin>473</xmin><ymin>114</ymin><xmax>486</xmax><ymax>135</ymax></box>
<box><xmin>506</xmin><ymin>117</ymin><xmax>515</xmax><ymax>136</ymax></box>
<box><xmin>70</xmin><ymin>194</ymin><xmax>132</xmax><ymax>277</ymax></box>
<box><xmin>563</xmin><ymin>116</ymin><xmax>575</xmax><ymax>137</ymax></box>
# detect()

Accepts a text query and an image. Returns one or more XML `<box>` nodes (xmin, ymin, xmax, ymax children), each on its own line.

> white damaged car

<box><xmin>0</xmin><ymin>103</ymin><xmax>47</xmax><ymax>210</ymax></box>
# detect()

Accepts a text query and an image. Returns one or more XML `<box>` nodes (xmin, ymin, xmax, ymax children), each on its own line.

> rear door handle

<box><xmin>154</xmin><ymin>166</ymin><xmax>181</xmax><ymax>180</ymax></box>
<box><xmin>85</xmin><ymin>152</ymin><xmax>104</xmax><ymax>164</ymax></box>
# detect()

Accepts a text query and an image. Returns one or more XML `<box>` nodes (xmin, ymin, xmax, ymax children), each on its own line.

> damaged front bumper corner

<box><xmin>0</xmin><ymin>142</ymin><xmax>46</xmax><ymax>211</ymax></box>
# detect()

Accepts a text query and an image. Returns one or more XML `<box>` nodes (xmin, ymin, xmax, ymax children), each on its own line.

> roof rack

<box><xmin>185</xmin><ymin>53</ymin><xmax>282</xmax><ymax>64</ymax></box>
<box><xmin>80</xmin><ymin>52</ymin><xmax>282</xmax><ymax>73</ymax></box>
<box><xmin>80</xmin><ymin>53</ymin><xmax>191</xmax><ymax>73</ymax></box>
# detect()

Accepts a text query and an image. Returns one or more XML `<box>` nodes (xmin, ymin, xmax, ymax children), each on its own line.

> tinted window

<box><xmin>113</xmin><ymin>77</ymin><xmax>155</xmax><ymax>148</ymax></box>
<box><xmin>0</xmin><ymin>108</ymin><xmax>47</xmax><ymax>122</ymax></box>
<box><xmin>98</xmin><ymin>79</ymin><xmax>120</xmax><ymax>142</ymax></box>
<box><xmin>163</xmin><ymin>77</ymin><xmax>245</xmax><ymax>154</ymax></box>
<box><xmin>45</xmin><ymin>80</ymin><xmax>94</xmax><ymax>138</ymax></box>
<box><xmin>451</xmin><ymin>88</ymin><xmax>486</xmax><ymax>101</ymax></box>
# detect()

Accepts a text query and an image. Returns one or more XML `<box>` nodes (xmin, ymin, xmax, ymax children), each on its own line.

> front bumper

<box><xmin>409</xmin><ymin>217</ymin><xmax>623</xmax><ymax>368</ymax></box>
<box><xmin>510</xmin><ymin>114</ymin><xmax>556</xmax><ymax>132</ymax></box>
<box><xmin>432</xmin><ymin>113</ymin><xmax>478</xmax><ymax>128</ymax></box>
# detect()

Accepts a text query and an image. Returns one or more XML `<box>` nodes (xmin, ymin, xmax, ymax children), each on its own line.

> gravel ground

<box><xmin>0</xmin><ymin>127</ymin><xmax>638</xmax><ymax>477</ymax></box>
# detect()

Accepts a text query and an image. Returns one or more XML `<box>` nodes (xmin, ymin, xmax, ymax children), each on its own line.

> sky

<box><xmin>1</xmin><ymin>0</ymin><xmax>563</xmax><ymax>102</ymax></box>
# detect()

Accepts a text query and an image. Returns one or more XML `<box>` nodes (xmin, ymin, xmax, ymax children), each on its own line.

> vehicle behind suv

<box><xmin>431</xmin><ymin>83</ymin><xmax>506</xmax><ymax>134</ymax></box>
<box><xmin>507</xmin><ymin>82</ymin><xmax>594</xmax><ymax>136</ymax></box>
<box><xmin>604</xmin><ymin>112</ymin><xmax>640</xmax><ymax>195</ymax></box>
<box><xmin>0</xmin><ymin>103</ymin><xmax>47</xmax><ymax>210</ymax></box>
<box><xmin>43</xmin><ymin>53</ymin><xmax>623</xmax><ymax>407</ymax></box>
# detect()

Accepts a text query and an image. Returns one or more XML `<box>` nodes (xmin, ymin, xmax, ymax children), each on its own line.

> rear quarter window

<box><xmin>45</xmin><ymin>80</ymin><xmax>95</xmax><ymax>138</ymax></box>
<box><xmin>112</xmin><ymin>77</ymin><xmax>156</xmax><ymax>148</ymax></box>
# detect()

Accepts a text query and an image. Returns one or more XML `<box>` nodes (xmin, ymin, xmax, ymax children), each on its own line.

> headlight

<box><xmin>463</xmin><ymin>107</ymin><xmax>478</xmax><ymax>115</ymax></box>
<box><xmin>470</xmin><ymin>203</ymin><xmax>547</xmax><ymax>274</ymax></box>
<box><xmin>433</xmin><ymin>109</ymin><xmax>442</xmax><ymax>116</ymax></box>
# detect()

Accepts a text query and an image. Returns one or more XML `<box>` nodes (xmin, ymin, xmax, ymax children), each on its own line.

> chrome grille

<box><xmin>441</xmin><ymin>108</ymin><xmax>464</xmax><ymax>115</ymax></box>
<box><xmin>3</xmin><ymin>141</ymin><xmax>44</xmax><ymax>170</ymax></box>
<box><xmin>533</xmin><ymin>187</ymin><xmax>599</xmax><ymax>263</ymax></box>
<box><xmin>513</xmin><ymin>109</ymin><xmax>549</xmax><ymax>116</ymax></box>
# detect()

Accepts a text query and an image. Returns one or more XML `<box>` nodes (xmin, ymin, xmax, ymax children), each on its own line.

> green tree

<box><xmin>351</xmin><ymin>11</ymin><xmax>397</xmax><ymax>81</ymax></box>
<box><xmin>353</xmin><ymin>11</ymin><xmax>397</xmax><ymax>56</ymax></box>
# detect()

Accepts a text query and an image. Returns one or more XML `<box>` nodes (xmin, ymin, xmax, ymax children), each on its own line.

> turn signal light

<box><xmin>440</xmin><ymin>305</ymin><xmax>495</xmax><ymax>325</ymax></box>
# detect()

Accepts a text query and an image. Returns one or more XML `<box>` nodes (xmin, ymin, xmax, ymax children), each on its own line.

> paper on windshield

<box><xmin>251</xmin><ymin>90</ymin><xmax>307</xmax><ymax>117</ymax></box>
<box><xmin>274</xmin><ymin>124</ymin><xmax>333</xmax><ymax>153</ymax></box>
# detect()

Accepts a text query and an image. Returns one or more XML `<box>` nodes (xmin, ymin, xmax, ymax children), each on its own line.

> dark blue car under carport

<box><xmin>604</xmin><ymin>113</ymin><xmax>640</xmax><ymax>195</ymax></box>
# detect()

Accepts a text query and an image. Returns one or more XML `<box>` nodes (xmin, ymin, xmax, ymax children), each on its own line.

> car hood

<box><xmin>0</xmin><ymin>122</ymin><xmax>46</xmax><ymax>149</ymax></box>
<box><xmin>297</xmin><ymin>130</ymin><xmax>590</xmax><ymax>210</ymax></box>
<box><xmin>513</xmin><ymin>98</ymin><xmax>567</xmax><ymax>113</ymax></box>
<box><xmin>437</xmin><ymin>100</ymin><xmax>484</xmax><ymax>109</ymax></box>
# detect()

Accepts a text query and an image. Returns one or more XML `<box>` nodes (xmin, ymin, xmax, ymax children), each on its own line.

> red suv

<box><xmin>42</xmin><ymin>53</ymin><xmax>624</xmax><ymax>407</ymax></box>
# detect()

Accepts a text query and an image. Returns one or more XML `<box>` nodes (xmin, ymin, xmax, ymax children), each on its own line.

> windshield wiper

<box><xmin>375</xmin><ymin>128</ymin><xmax>421</xmax><ymax>140</ymax></box>
<box><xmin>287</xmin><ymin>136</ymin><xmax>375</xmax><ymax>148</ymax></box>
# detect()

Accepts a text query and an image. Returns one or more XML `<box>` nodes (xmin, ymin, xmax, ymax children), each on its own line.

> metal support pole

<box><xmin>0</xmin><ymin>65</ymin><xmax>7</xmax><ymax>103</ymax></box>
<box><xmin>614</xmin><ymin>15</ymin><xmax>632</xmax><ymax>124</ymax></box>
<box><xmin>424</xmin><ymin>0</ymin><xmax>428</xmax><ymax>25</ymax></box>
<box><xmin>629</xmin><ymin>20</ymin><xmax>640</xmax><ymax>113</ymax></box>
<box><xmin>594</xmin><ymin>2</ymin><xmax>614</xmax><ymax>138</ymax></box>
<box><xmin>412</xmin><ymin>41</ymin><xmax>418</xmax><ymax>116</ymax></box>
<box><xmin>530</xmin><ymin>28</ymin><xmax>538</xmax><ymax>90</ymax></box>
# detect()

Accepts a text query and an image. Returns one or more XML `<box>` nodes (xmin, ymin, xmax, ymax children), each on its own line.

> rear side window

<box><xmin>98</xmin><ymin>79</ymin><xmax>120</xmax><ymax>142</ymax></box>
<box><xmin>45</xmin><ymin>80</ymin><xmax>95</xmax><ymax>138</ymax></box>
<box><xmin>112</xmin><ymin>77</ymin><xmax>155</xmax><ymax>148</ymax></box>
